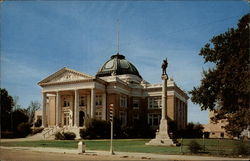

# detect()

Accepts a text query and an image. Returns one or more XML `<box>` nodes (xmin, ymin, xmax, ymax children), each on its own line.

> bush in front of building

<box><xmin>34</xmin><ymin>118</ymin><xmax>42</xmax><ymax>127</ymax></box>
<box><xmin>80</xmin><ymin>118</ymin><xmax>155</xmax><ymax>139</ymax></box>
<box><xmin>55</xmin><ymin>132</ymin><xmax>64</xmax><ymax>140</ymax></box>
<box><xmin>188</xmin><ymin>140</ymin><xmax>202</xmax><ymax>153</ymax></box>
<box><xmin>1</xmin><ymin>131</ymin><xmax>14</xmax><ymax>138</ymax></box>
<box><xmin>80</xmin><ymin>119</ymin><xmax>110</xmax><ymax>139</ymax></box>
<box><xmin>121</xmin><ymin>121</ymin><xmax>154</xmax><ymax>139</ymax></box>
<box><xmin>54</xmin><ymin>131</ymin><xmax>76</xmax><ymax>140</ymax></box>
<box><xmin>16</xmin><ymin>122</ymin><xmax>31</xmax><ymax>138</ymax></box>
<box><xmin>31</xmin><ymin>127</ymin><xmax>44</xmax><ymax>135</ymax></box>
<box><xmin>63</xmin><ymin>132</ymin><xmax>76</xmax><ymax>140</ymax></box>
<box><xmin>179</xmin><ymin>122</ymin><xmax>204</xmax><ymax>138</ymax></box>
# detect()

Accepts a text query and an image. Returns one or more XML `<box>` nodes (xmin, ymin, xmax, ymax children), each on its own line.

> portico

<box><xmin>39</xmin><ymin>67</ymin><xmax>107</xmax><ymax>128</ymax></box>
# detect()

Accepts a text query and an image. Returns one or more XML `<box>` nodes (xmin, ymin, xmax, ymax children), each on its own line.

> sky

<box><xmin>0</xmin><ymin>0</ymin><xmax>248</xmax><ymax>124</ymax></box>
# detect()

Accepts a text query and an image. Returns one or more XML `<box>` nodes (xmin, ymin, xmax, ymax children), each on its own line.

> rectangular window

<box><xmin>96</xmin><ymin>95</ymin><xmax>102</xmax><ymax>106</ymax></box>
<box><xmin>79</xmin><ymin>96</ymin><xmax>86</xmax><ymax>106</ymax></box>
<box><xmin>95</xmin><ymin>111</ymin><xmax>102</xmax><ymax>120</ymax></box>
<box><xmin>148</xmin><ymin>113</ymin><xmax>161</xmax><ymax>126</ymax></box>
<box><xmin>119</xmin><ymin>111</ymin><xmax>127</xmax><ymax>126</ymax></box>
<box><xmin>148</xmin><ymin>97</ymin><xmax>162</xmax><ymax>109</ymax></box>
<box><xmin>133</xmin><ymin>99</ymin><xmax>140</xmax><ymax>109</ymax></box>
<box><xmin>63</xmin><ymin>98</ymin><xmax>70</xmax><ymax>107</ymax></box>
<box><xmin>120</xmin><ymin>95</ymin><xmax>127</xmax><ymax>108</ymax></box>
<box><xmin>133</xmin><ymin>113</ymin><xmax>139</xmax><ymax>123</ymax></box>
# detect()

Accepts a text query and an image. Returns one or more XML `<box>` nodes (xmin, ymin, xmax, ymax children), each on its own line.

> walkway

<box><xmin>0</xmin><ymin>146</ymin><xmax>249</xmax><ymax>161</ymax></box>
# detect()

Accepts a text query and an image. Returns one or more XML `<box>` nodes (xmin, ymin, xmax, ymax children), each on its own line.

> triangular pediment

<box><xmin>38</xmin><ymin>67</ymin><xmax>94</xmax><ymax>85</ymax></box>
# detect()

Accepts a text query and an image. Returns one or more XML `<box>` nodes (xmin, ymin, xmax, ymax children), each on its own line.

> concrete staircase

<box><xmin>27</xmin><ymin>127</ymin><xmax>82</xmax><ymax>140</ymax></box>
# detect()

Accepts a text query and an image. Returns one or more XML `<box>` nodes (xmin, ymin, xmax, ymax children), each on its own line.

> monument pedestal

<box><xmin>146</xmin><ymin>74</ymin><xmax>175</xmax><ymax>146</ymax></box>
<box><xmin>146</xmin><ymin>119</ymin><xmax>174</xmax><ymax>146</ymax></box>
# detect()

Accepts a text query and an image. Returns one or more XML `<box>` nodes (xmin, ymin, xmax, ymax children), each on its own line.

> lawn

<box><xmin>0</xmin><ymin>139</ymin><xmax>247</xmax><ymax>156</ymax></box>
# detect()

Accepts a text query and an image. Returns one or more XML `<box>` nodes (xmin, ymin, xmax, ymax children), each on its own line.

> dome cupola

<box><xmin>96</xmin><ymin>53</ymin><xmax>142</xmax><ymax>79</ymax></box>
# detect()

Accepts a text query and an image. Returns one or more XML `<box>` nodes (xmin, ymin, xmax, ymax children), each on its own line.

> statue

<box><xmin>161</xmin><ymin>58</ymin><xmax>168</xmax><ymax>76</ymax></box>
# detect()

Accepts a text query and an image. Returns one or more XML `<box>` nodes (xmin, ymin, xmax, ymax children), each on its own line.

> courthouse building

<box><xmin>38</xmin><ymin>53</ymin><xmax>188</xmax><ymax>130</ymax></box>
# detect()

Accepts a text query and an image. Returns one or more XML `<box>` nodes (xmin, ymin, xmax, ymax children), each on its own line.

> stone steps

<box><xmin>27</xmin><ymin>127</ymin><xmax>82</xmax><ymax>140</ymax></box>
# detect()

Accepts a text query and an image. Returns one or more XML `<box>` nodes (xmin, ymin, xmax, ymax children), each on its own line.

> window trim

<box><xmin>79</xmin><ymin>96</ymin><xmax>87</xmax><ymax>106</ymax></box>
<box><xmin>96</xmin><ymin>95</ymin><xmax>102</xmax><ymax>106</ymax></box>
<box><xmin>133</xmin><ymin>98</ymin><xmax>140</xmax><ymax>109</ymax></box>
<box><xmin>148</xmin><ymin>97</ymin><xmax>162</xmax><ymax>109</ymax></box>
<box><xmin>120</xmin><ymin>95</ymin><xmax>127</xmax><ymax>108</ymax></box>
<box><xmin>148</xmin><ymin>113</ymin><xmax>161</xmax><ymax>127</ymax></box>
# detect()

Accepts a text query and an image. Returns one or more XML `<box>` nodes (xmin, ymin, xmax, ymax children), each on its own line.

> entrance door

<box><xmin>79</xmin><ymin>111</ymin><xmax>85</xmax><ymax>127</ymax></box>
<box><xmin>63</xmin><ymin>113</ymin><xmax>70</xmax><ymax>126</ymax></box>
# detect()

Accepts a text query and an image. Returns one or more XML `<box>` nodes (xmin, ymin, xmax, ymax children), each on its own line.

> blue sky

<box><xmin>1</xmin><ymin>1</ymin><xmax>248</xmax><ymax>124</ymax></box>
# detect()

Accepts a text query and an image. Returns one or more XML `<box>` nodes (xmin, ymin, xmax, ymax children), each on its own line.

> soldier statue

<box><xmin>161</xmin><ymin>58</ymin><xmax>168</xmax><ymax>76</ymax></box>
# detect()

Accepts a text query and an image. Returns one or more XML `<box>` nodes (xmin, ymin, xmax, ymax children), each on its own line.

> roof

<box><xmin>96</xmin><ymin>53</ymin><xmax>142</xmax><ymax>79</ymax></box>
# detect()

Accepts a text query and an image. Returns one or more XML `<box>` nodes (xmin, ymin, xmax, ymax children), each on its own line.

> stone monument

<box><xmin>146</xmin><ymin>58</ymin><xmax>174</xmax><ymax>146</ymax></box>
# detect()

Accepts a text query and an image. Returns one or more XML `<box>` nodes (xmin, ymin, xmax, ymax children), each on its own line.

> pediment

<box><xmin>38</xmin><ymin>67</ymin><xmax>94</xmax><ymax>85</ymax></box>
<box><xmin>48</xmin><ymin>71</ymin><xmax>88</xmax><ymax>83</ymax></box>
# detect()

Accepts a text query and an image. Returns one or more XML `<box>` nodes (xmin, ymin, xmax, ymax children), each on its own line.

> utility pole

<box><xmin>109</xmin><ymin>104</ymin><xmax>115</xmax><ymax>155</ymax></box>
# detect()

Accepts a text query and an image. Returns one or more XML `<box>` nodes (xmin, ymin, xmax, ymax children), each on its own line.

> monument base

<box><xmin>146</xmin><ymin>119</ymin><xmax>175</xmax><ymax>146</ymax></box>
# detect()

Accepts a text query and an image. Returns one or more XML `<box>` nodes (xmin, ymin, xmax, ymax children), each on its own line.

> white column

<box><xmin>102</xmin><ymin>92</ymin><xmax>106</xmax><ymax>120</ymax></box>
<box><xmin>42</xmin><ymin>92</ymin><xmax>47</xmax><ymax>127</ymax></box>
<box><xmin>87</xmin><ymin>95</ymin><xmax>91</xmax><ymax>117</ymax></box>
<box><xmin>56</xmin><ymin>91</ymin><xmax>61</xmax><ymax>127</ymax></box>
<box><xmin>161</xmin><ymin>75</ymin><xmax>167</xmax><ymax>120</ymax></box>
<box><xmin>90</xmin><ymin>88</ymin><xmax>96</xmax><ymax>118</ymax></box>
<box><xmin>74</xmin><ymin>89</ymin><xmax>79</xmax><ymax>127</ymax></box>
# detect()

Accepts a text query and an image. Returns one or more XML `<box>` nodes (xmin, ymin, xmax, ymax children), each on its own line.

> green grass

<box><xmin>178</xmin><ymin>139</ymin><xmax>243</xmax><ymax>155</ymax></box>
<box><xmin>0</xmin><ymin>139</ymin><xmax>246</xmax><ymax>156</ymax></box>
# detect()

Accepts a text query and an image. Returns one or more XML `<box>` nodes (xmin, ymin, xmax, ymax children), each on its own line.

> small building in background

<box><xmin>203</xmin><ymin>110</ymin><xmax>232</xmax><ymax>139</ymax></box>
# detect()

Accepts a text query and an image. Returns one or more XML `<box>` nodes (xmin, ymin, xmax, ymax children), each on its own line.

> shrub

<box><xmin>180</xmin><ymin>122</ymin><xmax>204</xmax><ymax>138</ymax></box>
<box><xmin>16</xmin><ymin>122</ymin><xmax>31</xmax><ymax>138</ymax></box>
<box><xmin>233</xmin><ymin>142</ymin><xmax>250</xmax><ymax>156</ymax></box>
<box><xmin>32</xmin><ymin>127</ymin><xmax>44</xmax><ymax>135</ymax></box>
<box><xmin>55</xmin><ymin>132</ymin><xmax>64</xmax><ymax>140</ymax></box>
<box><xmin>80</xmin><ymin>119</ymin><xmax>110</xmax><ymax>139</ymax></box>
<box><xmin>63</xmin><ymin>132</ymin><xmax>76</xmax><ymax>140</ymax></box>
<box><xmin>188</xmin><ymin>140</ymin><xmax>202</xmax><ymax>153</ymax></box>
<box><xmin>34</xmin><ymin>118</ymin><xmax>42</xmax><ymax>127</ymax></box>
<box><xmin>121</xmin><ymin>123</ymin><xmax>154</xmax><ymax>139</ymax></box>
<box><xmin>1</xmin><ymin>131</ymin><xmax>14</xmax><ymax>138</ymax></box>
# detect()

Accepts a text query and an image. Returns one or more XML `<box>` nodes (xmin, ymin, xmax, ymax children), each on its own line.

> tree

<box><xmin>25</xmin><ymin>101</ymin><xmax>41</xmax><ymax>125</ymax></box>
<box><xmin>80</xmin><ymin>119</ymin><xmax>110</xmax><ymax>139</ymax></box>
<box><xmin>189</xmin><ymin>14</ymin><xmax>250</xmax><ymax>137</ymax></box>
<box><xmin>180</xmin><ymin>122</ymin><xmax>204</xmax><ymax>138</ymax></box>
<box><xmin>0</xmin><ymin>88</ymin><xmax>14</xmax><ymax>113</ymax></box>
<box><xmin>13</xmin><ymin>96</ymin><xmax>21</xmax><ymax>110</ymax></box>
<box><xmin>12</xmin><ymin>109</ymin><xmax>29</xmax><ymax>129</ymax></box>
<box><xmin>0</xmin><ymin>88</ymin><xmax>14</xmax><ymax>131</ymax></box>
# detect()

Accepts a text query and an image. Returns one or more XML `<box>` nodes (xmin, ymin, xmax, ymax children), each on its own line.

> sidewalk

<box><xmin>1</xmin><ymin>146</ymin><xmax>249</xmax><ymax>161</ymax></box>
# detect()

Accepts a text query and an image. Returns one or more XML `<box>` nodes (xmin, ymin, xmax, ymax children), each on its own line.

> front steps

<box><xmin>27</xmin><ymin>127</ymin><xmax>83</xmax><ymax>140</ymax></box>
